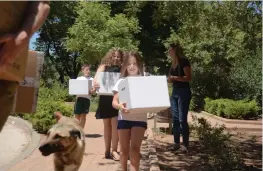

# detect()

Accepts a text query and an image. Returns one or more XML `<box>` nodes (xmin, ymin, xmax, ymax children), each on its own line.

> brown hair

<box><xmin>169</xmin><ymin>43</ymin><xmax>185</xmax><ymax>67</ymax></box>
<box><xmin>120</xmin><ymin>51</ymin><xmax>144</xmax><ymax>77</ymax></box>
<box><xmin>81</xmin><ymin>64</ymin><xmax>90</xmax><ymax>70</ymax></box>
<box><xmin>100</xmin><ymin>48</ymin><xmax>124</xmax><ymax>66</ymax></box>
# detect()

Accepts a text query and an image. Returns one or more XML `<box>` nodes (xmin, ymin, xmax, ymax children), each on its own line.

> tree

<box><xmin>35</xmin><ymin>1</ymin><xmax>80</xmax><ymax>82</ymax></box>
<box><xmin>161</xmin><ymin>1</ymin><xmax>261</xmax><ymax>100</ymax></box>
<box><xmin>66</xmin><ymin>2</ymin><xmax>140</xmax><ymax>63</ymax></box>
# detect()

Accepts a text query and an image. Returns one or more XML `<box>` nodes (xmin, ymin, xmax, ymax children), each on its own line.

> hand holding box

<box><xmin>96</xmin><ymin>72</ymin><xmax>120</xmax><ymax>95</ymax></box>
<box><xmin>69</xmin><ymin>79</ymin><xmax>92</xmax><ymax>95</ymax></box>
<box><xmin>118</xmin><ymin>76</ymin><xmax>171</xmax><ymax>114</ymax></box>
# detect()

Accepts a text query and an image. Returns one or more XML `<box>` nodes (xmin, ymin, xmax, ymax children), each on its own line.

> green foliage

<box><xmin>66</xmin><ymin>2</ymin><xmax>140</xmax><ymax>63</ymax></box>
<box><xmin>204</xmin><ymin>98</ymin><xmax>260</xmax><ymax>119</ymax></box>
<box><xmin>35</xmin><ymin>1</ymin><xmax>81</xmax><ymax>81</ymax></box>
<box><xmin>191</xmin><ymin>117</ymin><xmax>246</xmax><ymax>171</ymax></box>
<box><xmin>21</xmin><ymin>81</ymin><xmax>73</xmax><ymax>133</ymax></box>
<box><xmin>90</xmin><ymin>96</ymin><xmax>99</xmax><ymax>112</ymax></box>
<box><xmin>23</xmin><ymin>101</ymin><xmax>72</xmax><ymax>134</ymax></box>
<box><xmin>162</xmin><ymin>1</ymin><xmax>261</xmax><ymax>103</ymax></box>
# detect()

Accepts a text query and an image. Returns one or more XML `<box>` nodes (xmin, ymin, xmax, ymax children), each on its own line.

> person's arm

<box><xmin>167</xmin><ymin>67</ymin><xmax>173</xmax><ymax>83</ymax></box>
<box><xmin>93</xmin><ymin>64</ymin><xmax>106</xmax><ymax>87</ymax></box>
<box><xmin>20</xmin><ymin>1</ymin><xmax>50</xmax><ymax>40</ymax></box>
<box><xmin>170</xmin><ymin>59</ymin><xmax>192</xmax><ymax>82</ymax></box>
<box><xmin>112</xmin><ymin>92</ymin><xmax>129</xmax><ymax>113</ymax></box>
<box><xmin>112</xmin><ymin>92</ymin><xmax>120</xmax><ymax>110</ymax></box>
<box><xmin>0</xmin><ymin>1</ymin><xmax>50</xmax><ymax>66</ymax></box>
<box><xmin>112</xmin><ymin>79</ymin><xmax>129</xmax><ymax>113</ymax></box>
<box><xmin>89</xmin><ymin>78</ymin><xmax>96</xmax><ymax>94</ymax></box>
<box><xmin>171</xmin><ymin>66</ymin><xmax>192</xmax><ymax>82</ymax></box>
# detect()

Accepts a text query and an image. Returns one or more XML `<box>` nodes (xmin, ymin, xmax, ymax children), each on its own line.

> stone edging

<box><xmin>147</xmin><ymin>128</ymin><xmax>161</xmax><ymax>171</ymax></box>
<box><xmin>201</xmin><ymin>111</ymin><xmax>262</xmax><ymax>125</ymax></box>
<box><xmin>0</xmin><ymin>116</ymin><xmax>41</xmax><ymax>171</ymax></box>
<box><xmin>191</xmin><ymin>112</ymin><xmax>262</xmax><ymax>133</ymax></box>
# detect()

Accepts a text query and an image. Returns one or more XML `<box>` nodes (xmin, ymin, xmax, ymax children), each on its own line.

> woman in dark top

<box><xmin>167</xmin><ymin>43</ymin><xmax>192</xmax><ymax>153</ymax></box>
<box><xmin>93</xmin><ymin>48</ymin><xmax>124</xmax><ymax>161</ymax></box>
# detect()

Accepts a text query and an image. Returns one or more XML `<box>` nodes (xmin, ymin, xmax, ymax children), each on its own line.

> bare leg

<box><xmin>130</xmin><ymin>127</ymin><xmax>145</xmax><ymax>171</ymax></box>
<box><xmin>75</xmin><ymin>114</ymin><xmax>81</xmax><ymax>122</ymax></box>
<box><xmin>119</xmin><ymin>129</ymin><xmax>131</xmax><ymax>171</ymax></box>
<box><xmin>80</xmin><ymin>114</ymin><xmax>86</xmax><ymax>129</ymax></box>
<box><xmin>111</xmin><ymin>116</ymin><xmax>120</xmax><ymax>160</ymax></box>
<box><xmin>103</xmin><ymin>118</ymin><xmax>112</xmax><ymax>157</ymax></box>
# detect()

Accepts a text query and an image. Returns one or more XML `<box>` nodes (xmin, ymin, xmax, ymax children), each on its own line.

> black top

<box><xmin>170</xmin><ymin>58</ymin><xmax>191</xmax><ymax>89</ymax></box>
<box><xmin>105</xmin><ymin>65</ymin><xmax>121</xmax><ymax>73</ymax></box>
<box><xmin>95</xmin><ymin>65</ymin><xmax>121</xmax><ymax>119</ymax></box>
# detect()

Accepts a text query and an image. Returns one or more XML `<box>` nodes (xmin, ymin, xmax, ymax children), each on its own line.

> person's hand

<box><xmin>89</xmin><ymin>87</ymin><xmax>96</xmax><ymax>95</ymax></box>
<box><xmin>0</xmin><ymin>31</ymin><xmax>29</xmax><ymax>70</ymax></box>
<box><xmin>93</xmin><ymin>80</ymin><xmax>100</xmax><ymax>89</ymax></box>
<box><xmin>118</xmin><ymin>103</ymin><xmax>129</xmax><ymax>114</ymax></box>
<box><xmin>167</xmin><ymin>76</ymin><xmax>174</xmax><ymax>83</ymax></box>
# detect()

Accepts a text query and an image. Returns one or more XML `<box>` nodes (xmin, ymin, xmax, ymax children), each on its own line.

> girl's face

<box><xmin>112</xmin><ymin>51</ymin><xmax>122</xmax><ymax>66</ymax></box>
<box><xmin>127</xmin><ymin>56</ymin><xmax>139</xmax><ymax>76</ymax></box>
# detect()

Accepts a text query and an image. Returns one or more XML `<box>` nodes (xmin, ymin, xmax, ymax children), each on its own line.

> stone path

<box><xmin>7</xmin><ymin>113</ymin><xmax>149</xmax><ymax>171</ymax></box>
<box><xmin>0</xmin><ymin>121</ymin><xmax>30</xmax><ymax>168</ymax></box>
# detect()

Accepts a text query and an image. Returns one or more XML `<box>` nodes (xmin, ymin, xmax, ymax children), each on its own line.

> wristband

<box><xmin>117</xmin><ymin>104</ymin><xmax>121</xmax><ymax>111</ymax></box>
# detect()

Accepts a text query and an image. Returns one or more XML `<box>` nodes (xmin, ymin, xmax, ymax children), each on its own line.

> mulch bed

<box><xmin>154</xmin><ymin>128</ymin><xmax>262</xmax><ymax>171</ymax></box>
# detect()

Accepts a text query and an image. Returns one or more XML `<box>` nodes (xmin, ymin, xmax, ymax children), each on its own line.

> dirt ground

<box><xmin>154</xmin><ymin>128</ymin><xmax>262</xmax><ymax>171</ymax></box>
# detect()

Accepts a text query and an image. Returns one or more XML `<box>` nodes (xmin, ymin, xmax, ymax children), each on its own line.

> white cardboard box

<box><xmin>96</xmin><ymin>72</ymin><xmax>120</xmax><ymax>95</ymax></box>
<box><xmin>118</xmin><ymin>76</ymin><xmax>171</xmax><ymax>114</ymax></box>
<box><xmin>69</xmin><ymin>79</ymin><xmax>92</xmax><ymax>95</ymax></box>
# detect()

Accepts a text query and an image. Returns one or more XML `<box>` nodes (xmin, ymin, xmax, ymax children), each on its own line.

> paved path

<box><xmin>7</xmin><ymin>113</ymin><xmax>149</xmax><ymax>171</ymax></box>
<box><xmin>0</xmin><ymin>121</ymin><xmax>30</xmax><ymax>168</ymax></box>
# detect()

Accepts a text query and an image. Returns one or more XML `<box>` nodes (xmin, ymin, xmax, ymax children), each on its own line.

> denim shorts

<box><xmin>117</xmin><ymin>120</ymin><xmax>147</xmax><ymax>130</ymax></box>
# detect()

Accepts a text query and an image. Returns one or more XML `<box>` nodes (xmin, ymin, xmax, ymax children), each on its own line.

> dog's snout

<box><xmin>39</xmin><ymin>143</ymin><xmax>50</xmax><ymax>152</ymax></box>
<box><xmin>39</xmin><ymin>143</ymin><xmax>60</xmax><ymax>156</ymax></box>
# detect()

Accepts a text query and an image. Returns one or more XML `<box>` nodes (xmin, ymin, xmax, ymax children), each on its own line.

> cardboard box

<box><xmin>13</xmin><ymin>50</ymin><xmax>44</xmax><ymax>113</ymax></box>
<box><xmin>96</xmin><ymin>72</ymin><xmax>120</xmax><ymax>95</ymax></box>
<box><xmin>118</xmin><ymin>76</ymin><xmax>171</xmax><ymax>114</ymax></box>
<box><xmin>0</xmin><ymin>2</ymin><xmax>30</xmax><ymax>82</ymax></box>
<box><xmin>69</xmin><ymin>79</ymin><xmax>92</xmax><ymax>95</ymax></box>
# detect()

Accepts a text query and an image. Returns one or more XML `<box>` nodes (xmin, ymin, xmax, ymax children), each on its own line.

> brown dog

<box><xmin>39</xmin><ymin>112</ymin><xmax>85</xmax><ymax>171</ymax></box>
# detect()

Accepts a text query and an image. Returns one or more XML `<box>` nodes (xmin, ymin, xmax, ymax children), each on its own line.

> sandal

<box><xmin>105</xmin><ymin>151</ymin><xmax>111</xmax><ymax>159</ymax></box>
<box><xmin>110</xmin><ymin>151</ymin><xmax>120</xmax><ymax>161</ymax></box>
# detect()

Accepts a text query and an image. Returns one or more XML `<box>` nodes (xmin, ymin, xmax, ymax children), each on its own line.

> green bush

<box><xmin>90</xmin><ymin>95</ymin><xmax>99</xmax><ymax>112</ymax></box>
<box><xmin>204</xmin><ymin>98</ymin><xmax>260</xmax><ymax>119</ymax></box>
<box><xmin>18</xmin><ymin>80</ymin><xmax>74</xmax><ymax>133</ymax></box>
<box><xmin>23</xmin><ymin>100</ymin><xmax>72</xmax><ymax>133</ymax></box>
<box><xmin>191</xmin><ymin>116</ymin><xmax>246</xmax><ymax>171</ymax></box>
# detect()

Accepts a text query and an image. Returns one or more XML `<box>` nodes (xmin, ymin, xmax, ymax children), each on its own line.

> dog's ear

<box><xmin>69</xmin><ymin>129</ymin><xmax>81</xmax><ymax>139</ymax></box>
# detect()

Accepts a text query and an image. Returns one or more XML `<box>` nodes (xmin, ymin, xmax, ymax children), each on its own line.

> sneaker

<box><xmin>105</xmin><ymin>151</ymin><xmax>111</xmax><ymax>159</ymax></box>
<box><xmin>174</xmin><ymin>145</ymin><xmax>188</xmax><ymax>154</ymax></box>
<box><xmin>173</xmin><ymin>143</ymin><xmax>181</xmax><ymax>151</ymax></box>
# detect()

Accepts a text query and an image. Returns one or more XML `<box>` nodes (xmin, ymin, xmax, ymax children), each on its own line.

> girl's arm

<box><xmin>112</xmin><ymin>92</ymin><xmax>120</xmax><ymax>110</ymax></box>
<box><xmin>93</xmin><ymin>64</ymin><xmax>106</xmax><ymax>87</ymax></box>
<box><xmin>112</xmin><ymin>92</ymin><xmax>129</xmax><ymax>113</ymax></box>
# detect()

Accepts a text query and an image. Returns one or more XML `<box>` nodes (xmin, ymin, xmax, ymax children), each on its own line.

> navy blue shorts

<box><xmin>117</xmin><ymin>120</ymin><xmax>147</xmax><ymax>130</ymax></box>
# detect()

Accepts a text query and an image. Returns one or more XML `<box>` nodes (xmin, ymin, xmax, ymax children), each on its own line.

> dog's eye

<box><xmin>54</xmin><ymin>134</ymin><xmax>62</xmax><ymax>139</ymax></box>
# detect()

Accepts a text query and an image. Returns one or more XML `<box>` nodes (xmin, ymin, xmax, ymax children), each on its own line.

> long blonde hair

<box><xmin>169</xmin><ymin>43</ymin><xmax>185</xmax><ymax>67</ymax></box>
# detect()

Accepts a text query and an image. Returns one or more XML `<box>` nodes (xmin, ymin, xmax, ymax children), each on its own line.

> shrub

<box><xmin>90</xmin><ymin>95</ymin><xmax>99</xmax><ymax>112</ymax></box>
<box><xmin>17</xmin><ymin>80</ymin><xmax>74</xmax><ymax>133</ymax></box>
<box><xmin>204</xmin><ymin>98</ymin><xmax>260</xmax><ymax>119</ymax></box>
<box><xmin>23</xmin><ymin>100</ymin><xmax>72</xmax><ymax>133</ymax></box>
<box><xmin>191</xmin><ymin>116</ymin><xmax>246</xmax><ymax>171</ymax></box>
